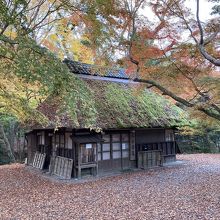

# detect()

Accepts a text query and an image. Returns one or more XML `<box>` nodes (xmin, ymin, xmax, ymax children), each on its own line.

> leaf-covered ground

<box><xmin>1</xmin><ymin>154</ymin><xmax>220</xmax><ymax>220</ymax></box>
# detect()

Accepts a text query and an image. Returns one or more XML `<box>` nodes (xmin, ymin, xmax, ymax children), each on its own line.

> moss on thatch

<box><xmin>38</xmin><ymin>76</ymin><xmax>188</xmax><ymax>130</ymax></box>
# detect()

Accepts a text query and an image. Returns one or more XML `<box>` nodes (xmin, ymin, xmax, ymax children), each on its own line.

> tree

<box><xmin>0</xmin><ymin>122</ymin><xmax>15</xmax><ymax>163</ymax></box>
<box><xmin>141</xmin><ymin>0</ymin><xmax>220</xmax><ymax>121</ymax></box>
<box><xmin>86</xmin><ymin>0</ymin><xmax>220</xmax><ymax>123</ymax></box>
<box><xmin>0</xmin><ymin>0</ymin><xmax>67</xmax><ymax>161</ymax></box>
<box><xmin>0</xmin><ymin>0</ymin><xmax>117</xmax><ymax>162</ymax></box>
<box><xmin>163</xmin><ymin>0</ymin><xmax>220</xmax><ymax>66</ymax></box>
<box><xmin>1</xmin><ymin>0</ymin><xmax>219</xmax><ymax>163</ymax></box>
<box><xmin>42</xmin><ymin>15</ymin><xmax>95</xmax><ymax>63</ymax></box>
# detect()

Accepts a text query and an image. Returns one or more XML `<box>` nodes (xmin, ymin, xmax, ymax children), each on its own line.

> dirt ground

<box><xmin>1</xmin><ymin>154</ymin><xmax>220</xmax><ymax>220</ymax></box>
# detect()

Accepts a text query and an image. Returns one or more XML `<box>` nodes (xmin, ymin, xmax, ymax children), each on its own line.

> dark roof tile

<box><xmin>64</xmin><ymin>59</ymin><xmax>129</xmax><ymax>79</ymax></box>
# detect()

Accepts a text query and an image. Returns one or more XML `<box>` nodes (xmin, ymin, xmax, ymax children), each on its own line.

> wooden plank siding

<box><xmin>136</xmin><ymin>141</ymin><xmax>176</xmax><ymax>163</ymax></box>
<box><xmin>27</xmin><ymin>131</ymin><xmax>37</xmax><ymax>165</ymax></box>
<box><xmin>138</xmin><ymin>150</ymin><xmax>162</xmax><ymax>169</ymax></box>
<box><xmin>135</xmin><ymin>129</ymin><xmax>165</xmax><ymax>144</ymax></box>
<box><xmin>135</xmin><ymin>129</ymin><xmax>176</xmax><ymax>163</ymax></box>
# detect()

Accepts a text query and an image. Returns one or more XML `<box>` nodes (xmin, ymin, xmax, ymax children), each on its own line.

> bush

<box><xmin>176</xmin><ymin>133</ymin><xmax>220</xmax><ymax>154</ymax></box>
<box><xmin>0</xmin><ymin>144</ymin><xmax>12</xmax><ymax>165</ymax></box>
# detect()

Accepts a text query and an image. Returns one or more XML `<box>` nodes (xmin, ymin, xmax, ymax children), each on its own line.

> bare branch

<box><xmin>196</xmin><ymin>0</ymin><xmax>204</xmax><ymax>45</ymax></box>
<box><xmin>204</xmin><ymin>28</ymin><xmax>220</xmax><ymax>46</ymax></box>
<box><xmin>168</xmin><ymin>0</ymin><xmax>220</xmax><ymax>66</ymax></box>
<box><xmin>196</xmin><ymin>0</ymin><xmax>220</xmax><ymax>66</ymax></box>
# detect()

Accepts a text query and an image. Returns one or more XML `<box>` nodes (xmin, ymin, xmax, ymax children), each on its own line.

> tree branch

<box><xmin>168</xmin><ymin>0</ymin><xmax>220</xmax><ymax>66</ymax></box>
<box><xmin>196</xmin><ymin>0</ymin><xmax>220</xmax><ymax>66</ymax></box>
<box><xmin>133</xmin><ymin>78</ymin><xmax>194</xmax><ymax>107</ymax></box>
<box><xmin>196</xmin><ymin>0</ymin><xmax>204</xmax><ymax>45</ymax></box>
<box><xmin>133</xmin><ymin>78</ymin><xmax>220</xmax><ymax>121</ymax></box>
<box><xmin>198</xmin><ymin>45</ymin><xmax>220</xmax><ymax>66</ymax></box>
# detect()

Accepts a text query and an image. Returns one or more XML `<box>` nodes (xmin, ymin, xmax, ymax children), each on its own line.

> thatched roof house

<box><xmin>27</xmin><ymin>60</ymin><xmax>185</xmax><ymax>179</ymax></box>
<box><xmin>37</xmin><ymin>59</ymin><xmax>186</xmax><ymax>129</ymax></box>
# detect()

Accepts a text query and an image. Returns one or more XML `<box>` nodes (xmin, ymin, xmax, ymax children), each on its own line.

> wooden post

<box><xmin>49</xmin><ymin>137</ymin><xmax>56</xmax><ymax>174</ymax></box>
<box><xmin>137</xmin><ymin>152</ymin><xmax>141</xmax><ymax>168</ymax></box>
<box><xmin>78</xmin><ymin>144</ymin><xmax>81</xmax><ymax>179</ymax></box>
<box><xmin>143</xmin><ymin>152</ymin><xmax>147</xmax><ymax>169</ymax></box>
<box><xmin>120</xmin><ymin>133</ymin><xmax>123</xmax><ymax>171</ymax></box>
<box><xmin>96</xmin><ymin>143</ymin><xmax>98</xmax><ymax>176</ymax></box>
<box><xmin>72</xmin><ymin>130</ymin><xmax>76</xmax><ymax>178</ymax></box>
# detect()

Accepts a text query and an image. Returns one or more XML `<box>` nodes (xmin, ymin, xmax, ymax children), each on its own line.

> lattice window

<box><xmin>99</xmin><ymin>133</ymin><xmax>130</xmax><ymax>161</ymax></box>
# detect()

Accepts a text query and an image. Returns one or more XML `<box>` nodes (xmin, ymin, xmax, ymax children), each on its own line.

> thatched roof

<box><xmin>37</xmin><ymin>62</ymin><xmax>187</xmax><ymax>129</ymax></box>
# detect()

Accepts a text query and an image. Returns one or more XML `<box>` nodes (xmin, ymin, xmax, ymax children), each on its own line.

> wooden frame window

<box><xmin>37</xmin><ymin>134</ymin><xmax>43</xmax><ymax>146</ymax></box>
<box><xmin>65</xmin><ymin>132</ymin><xmax>72</xmax><ymax>149</ymax></box>
<box><xmin>60</xmin><ymin>134</ymin><xmax>65</xmax><ymax>148</ymax></box>
<box><xmin>121</xmin><ymin>134</ymin><xmax>129</xmax><ymax>159</ymax></box>
<box><xmin>37</xmin><ymin>132</ymin><xmax>44</xmax><ymax>146</ymax></box>
<box><xmin>99</xmin><ymin>133</ymin><xmax>130</xmax><ymax>161</ymax></box>
<box><xmin>98</xmin><ymin>143</ymin><xmax>102</xmax><ymax>161</ymax></box>
<box><xmin>100</xmin><ymin>134</ymin><xmax>111</xmax><ymax>160</ymax></box>
<box><xmin>165</xmin><ymin>130</ymin><xmax>174</xmax><ymax>142</ymax></box>
<box><xmin>112</xmin><ymin>134</ymin><xmax>121</xmax><ymax>159</ymax></box>
<box><xmin>52</xmin><ymin>133</ymin><xmax>65</xmax><ymax>149</ymax></box>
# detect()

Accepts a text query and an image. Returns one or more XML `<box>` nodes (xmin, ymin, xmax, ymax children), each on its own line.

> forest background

<box><xmin>0</xmin><ymin>0</ymin><xmax>219</xmax><ymax>164</ymax></box>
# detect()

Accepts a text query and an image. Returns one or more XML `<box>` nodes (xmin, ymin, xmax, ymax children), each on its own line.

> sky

<box><xmin>187</xmin><ymin>0</ymin><xmax>215</xmax><ymax>21</ymax></box>
<box><xmin>142</xmin><ymin>0</ymin><xmax>216</xmax><ymax>22</ymax></box>
<box><xmin>141</xmin><ymin>0</ymin><xmax>217</xmax><ymax>45</ymax></box>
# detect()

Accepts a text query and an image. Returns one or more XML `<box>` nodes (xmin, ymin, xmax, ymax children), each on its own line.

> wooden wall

<box><xmin>27</xmin><ymin>127</ymin><xmax>177</xmax><ymax>177</ymax></box>
<box><xmin>135</xmin><ymin>128</ymin><xmax>176</xmax><ymax>164</ymax></box>
<box><xmin>26</xmin><ymin>131</ymin><xmax>37</xmax><ymax>165</ymax></box>
<box><xmin>135</xmin><ymin>129</ymin><xmax>165</xmax><ymax>144</ymax></box>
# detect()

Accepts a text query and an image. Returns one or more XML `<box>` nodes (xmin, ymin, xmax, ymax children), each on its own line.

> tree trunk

<box><xmin>0</xmin><ymin>124</ymin><xmax>15</xmax><ymax>162</ymax></box>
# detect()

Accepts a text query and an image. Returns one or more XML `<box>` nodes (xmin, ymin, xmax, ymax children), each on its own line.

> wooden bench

<box><xmin>76</xmin><ymin>163</ymin><xmax>98</xmax><ymax>179</ymax></box>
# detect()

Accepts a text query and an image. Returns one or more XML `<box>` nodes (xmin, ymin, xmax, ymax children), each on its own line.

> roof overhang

<box><xmin>72</xmin><ymin>135</ymin><xmax>104</xmax><ymax>144</ymax></box>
